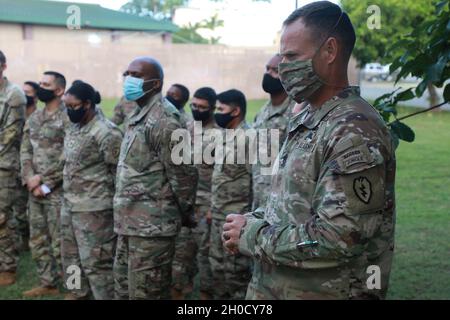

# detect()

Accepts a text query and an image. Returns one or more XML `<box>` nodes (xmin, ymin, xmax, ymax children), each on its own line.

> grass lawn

<box><xmin>1</xmin><ymin>98</ymin><xmax>448</xmax><ymax>300</ymax></box>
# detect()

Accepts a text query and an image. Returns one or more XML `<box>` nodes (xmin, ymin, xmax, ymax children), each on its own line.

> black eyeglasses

<box><xmin>190</xmin><ymin>103</ymin><xmax>210</xmax><ymax>112</ymax></box>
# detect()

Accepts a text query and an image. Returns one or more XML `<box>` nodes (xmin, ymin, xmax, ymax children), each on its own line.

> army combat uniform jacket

<box><xmin>239</xmin><ymin>87</ymin><xmax>396</xmax><ymax>300</ymax></box>
<box><xmin>63</xmin><ymin>109</ymin><xmax>123</xmax><ymax>211</ymax></box>
<box><xmin>252</xmin><ymin>96</ymin><xmax>295</xmax><ymax>210</ymax></box>
<box><xmin>114</xmin><ymin>93</ymin><xmax>198</xmax><ymax>238</ymax></box>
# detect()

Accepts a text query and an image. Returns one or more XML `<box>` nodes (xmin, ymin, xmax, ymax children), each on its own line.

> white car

<box><xmin>362</xmin><ymin>63</ymin><xmax>389</xmax><ymax>82</ymax></box>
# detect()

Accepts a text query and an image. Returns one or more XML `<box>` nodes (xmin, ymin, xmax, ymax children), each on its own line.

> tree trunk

<box><xmin>427</xmin><ymin>82</ymin><xmax>439</xmax><ymax>110</ymax></box>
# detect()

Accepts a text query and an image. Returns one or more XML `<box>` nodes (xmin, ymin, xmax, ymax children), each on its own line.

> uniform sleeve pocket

<box><xmin>331</xmin><ymin>146</ymin><xmax>386</xmax><ymax>215</ymax></box>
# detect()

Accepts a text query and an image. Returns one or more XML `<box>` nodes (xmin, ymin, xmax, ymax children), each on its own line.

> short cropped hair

<box><xmin>283</xmin><ymin>1</ymin><xmax>356</xmax><ymax>61</ymax></box>
<box><xmin>217</xmin><ymin>89</ymin><xmax>247</xmax><ymax>119</ymax></box>
<box><xmin>193</xmin><ymin>87</ymin><xmax>217</xmax><ymax>108</ymax></box>
<box><xmin>44</xmin><ymin>71</ymin><xmax>66</xmax><ymax>89</ymax></box>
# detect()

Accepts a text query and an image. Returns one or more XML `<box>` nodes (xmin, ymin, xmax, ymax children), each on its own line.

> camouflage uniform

<box><xmin>171</xmin><ymin>120</ymin><xmax>217</xmax><ymax>296</ymax></box>
<box><xmin>13</xmin><ymin>177</ymin><xmax>29</xmax><ymax>249</ymax></box>
<box><xmin>0</xmin><ymin>77</ymin><xmax>26</xmax><ymax>274</ymax></box>
<box><xmin>179</xmin><ymin>109</ymin><xmax>193</xmax><ymax>126</ymax></box>
<box><xmin>110</xmin><ymin>96</ymin><xmax>138</xmax><ymax>128</ymax></box>
<box><xmin>210</xmin><ymin>121</ymin><xmax>253</xmax><ymax>300</ymax></box>
<box><xmin>113</xmin><ymin>93</ymin><xmax>198</xmax><ymax>300</ymax></box>
<box><xmin>13</xmin><ymin>108</ymin><xmax>36</xmax><ymax>251</ymax></box>
<box><xmin>21</xmin><ymin>101</ymin><xmax>69</xmax><ymax>287</ymax></box>
<box><xmin>251</xmin><ymin>96</ymin><xmax>295</xmax><ymax>211</ymax></box>
<box><xmin>239</xmin><ymin>87</ymin><xmax>396</xmax><ymax>299</ymax></box>
<box><xmin>61</xmin><ymin>109</ymin><xmax>122</xmax><ymax>300</ymax></box>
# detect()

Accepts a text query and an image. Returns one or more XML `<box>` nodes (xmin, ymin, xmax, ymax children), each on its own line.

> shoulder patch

<box><xmin>353</xmin><ymin>176</ymin><xmax>372</xmax><ymax>204</ymax></box>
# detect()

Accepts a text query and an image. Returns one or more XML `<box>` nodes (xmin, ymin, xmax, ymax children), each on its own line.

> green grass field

<box><xmin>1</xmin><ymin>98</ymin><xmax>449</xmax><ymax>300</ymax></box>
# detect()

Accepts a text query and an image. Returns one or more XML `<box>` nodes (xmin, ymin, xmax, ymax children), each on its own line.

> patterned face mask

<box><xmin>278</xmin><ymin>57</ymin><xmax>324</xmax><ymax>103</ymax></box>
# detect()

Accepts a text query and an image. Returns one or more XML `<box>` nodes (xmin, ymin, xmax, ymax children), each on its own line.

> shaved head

<box><xmin>124</xmin><ymin>56</ymin><xmax>165</xmax><ymax>106</ymax></box>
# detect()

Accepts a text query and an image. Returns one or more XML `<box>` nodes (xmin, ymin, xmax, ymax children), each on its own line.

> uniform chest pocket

<box><xmin>42</xmin><ymin>121</ymin><xmax>64</xmax><ymax>142</ymax></box>
<box><xmin>123</xmin><ymin>129</ymin><xmax>157</xmax><ymax>173</ymax></box>
<box><xmin>284</xmin><ymin>131</ymin><xmax>320</xmax><ymax>182</ymax></box>
<box><xmin>78</xmin><ymin>136</ymin><xmax>101</xmax><ymax>165</ymax></box>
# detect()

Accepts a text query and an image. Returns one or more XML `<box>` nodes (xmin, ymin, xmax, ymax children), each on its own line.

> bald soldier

<box><xmin>114</xmin><ymin>57</ymin><xmax>198</xmax><ymax>300</ymax></box>
<box><xmin>0</xmin><ymin>50</ymin><xmax>26</xmax><ymax>286</ymax></box>
<box><xmin>252</xmin><ymin>54</ymin><xmax>296</xmax><ymax>211</ymax></box>
<box><xmin>223</xmin><ymin>1</ymin><xmax>396</xmax><ymax>300</ymax></box>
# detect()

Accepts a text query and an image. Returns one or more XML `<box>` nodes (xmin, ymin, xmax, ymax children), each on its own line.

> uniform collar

<box><xmin>290</xmin><ymin>86</ymin><xmax>360</xmax><ymax>132</ymax></box>
<box><xmin>0</xmin><ymin>77</ymin><xmax>8</xmax><ymax>91</ymax></box>
<box><xmin>128</xmin><ymin>93</ymin><xmax>162</xmax><ymax>126</ymax></box>
<box><xmin>78</xmin><ymin>108</ymin><xmax>100</xmax><ymax>133</ymax></box>
<box><xmin>267</xmin><ymin>96</ymin><xmax>293</xmax><ymax>119</ymax></box>
<box><xmin>42</xmin><ymin>100</ymin><xmax>66</xmax><ymax>120</ymax></box>
<box><xmin>224</xmin><ymin>120</ymin><xmax>249</xmax><ymax>142</ymax></box>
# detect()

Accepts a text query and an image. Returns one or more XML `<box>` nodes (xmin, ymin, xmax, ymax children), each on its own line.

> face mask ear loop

<box><xmin>312</xmin><ymin>10</ymin><xmax>348</xmax><ymax>90</ymax></box>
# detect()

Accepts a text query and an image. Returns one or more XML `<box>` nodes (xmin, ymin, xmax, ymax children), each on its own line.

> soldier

<box><xmin>252</xmin><ymin>54</ymin><xmax>296</xmax><ymax>211</ymax></box>
<box><xmin>13</xmin><ymin>80</ymin><xmax>39</xmax><ymax>253</ymax></box>
<box><xmin>171</xmin><ymin>87</ymin><xmax>218</xmax><ymax>300</ymax></box>
<box><xmin>223</xmin><ymin>1</ymin><xmax>396</xmax><ymax>300</ymax></box>
<box><xmin>209</xmin><ymin>89</ymin><xmax>253</xmax><ymax>300</ymax></box>
<box><xmin>61</xmin><ymin>80</ymin><xmax>122</xmax><ymax>300</ymax></box>
<box><xmin>113</xmin><ymin>57</ymin><xmax>198</xmax><ymax>300</ymax></box>
<box><xmin>20</xmin><ymin>71</ymin><xmax>70</xmax><ymax>297</ymax></box>
<box><xmin>0</xmin><ymin>50</ymin><xmax>26</xmax><ymax>286</ymax></box>
<box><xmin>166</xmin><ymin>84</ymin><xmax>192</xmax><ymax>125</ymax></box>
<box><xmin>23</xmin><ymin>81</ymin><xmax>39</xmax><ymax>118</ymax></box>
<box><xmin>110</xmin><ymin>96</ymin><xmax>138</xmax><ymax>128</ymax></box>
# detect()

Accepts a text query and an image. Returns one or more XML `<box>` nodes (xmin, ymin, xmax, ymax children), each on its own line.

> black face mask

<box><xmin>192</xmin><ymin>109</ymin><xmax>211</xmax><ymax>122</ymax></box>
<box><xmin>262</xmin><ymin>73</ymin><xmax>285</xmax><ymax>94</ymax></box>
<box><xmin>25</xmin><ymin>95</ymin><xmax>35</xmax><ymax>107</ymax></box>
<box><xmin>37</xmin><ymin>87</ymin><xmax>56</xmax><ymax>103</ymax></box>
<box><xmin>166</xmin><ymin>95</ymin><xmax>183</xmax><ymax>110</ymax></box>
<box><xmin>214</xmin><ymin>111</ymin><xmax>235</xmax><ymax>128</ymax></box>
<box><xmin>67</xmin><ymin>106</ymin><xmax>87</xmax><ymax>123</ymax></box>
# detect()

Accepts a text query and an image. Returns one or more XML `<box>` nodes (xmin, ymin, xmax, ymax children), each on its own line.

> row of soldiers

<box><xmin>1</xmin><ymin>1</ymin><xmax>397</xmax><ymax>300</ymax></box>
<box><xmin>0</xmin><ymin>47</ymin><xmax>293</xmax><ymax>299</ymax></box>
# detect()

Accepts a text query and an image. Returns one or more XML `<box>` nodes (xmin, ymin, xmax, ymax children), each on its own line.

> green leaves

<box><xmin>394</xmin><ymin>88</ymin><xmax>415</xmax><ymax>103</ymax></box>
<box><xmin>371</xmin><ymin>0</ymin><xmax>450</xmax><ymax>147</ymax></box>
<box><xmin>390</xmin><ymin>121</ymin><xmax>416</xmax><ymax>143</ymax></box>
<box><xmin>444</xmin><ymin>83</ymin><xmax>450</xmax><ymax>101</ymax></box>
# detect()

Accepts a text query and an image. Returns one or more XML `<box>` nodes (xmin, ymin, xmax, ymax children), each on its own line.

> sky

<box><xmin>52</xmin><ymin>0</ymin><xmax>339</xmax><ymax>46</ymax></box>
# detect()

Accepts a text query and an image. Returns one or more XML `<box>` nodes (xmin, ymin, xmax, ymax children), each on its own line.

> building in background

<box><xmin>0</xmin><ymin>0</ymin><xmax>358</xmax><ymax>99</ymax></box>
<box><xmin>0</xmin><ymin>0</ymin><xmax>177</xmax><ymax>45</ymax></box>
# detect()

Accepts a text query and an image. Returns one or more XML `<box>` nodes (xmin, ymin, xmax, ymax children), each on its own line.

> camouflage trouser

<box><xmin>171</xmin><ymin>205</ymin><xmax>213</xmax><ymax>295</ymax></box>
<box><xmin>195</xmin><ymin>212</ymin><xmax>213</xmax><ymax>295</ymax></box>
<box><xmin>0</xmin><ymin>169</ymin><xmax>18</xmax><ymax>273</ymax></box>
<box><xmin>209</xmin><ymin>218</ymin><xmax>252</xmax><ymax>300</ymax></box>
<box><xmin>29</xmin><ymin>195</ymin><xmax>62</xmax><ymax>287</ymax></box>
<box><xmin>61</xmin><ymin>206</ymin><xmax>116</xmax><ymax>300</ymax></box>
<box><xmin>12</xmin><ymin>182</ymin><xmax>29</xmax><ymax>246</ymax></box>
<box><xmin>113</xmin><ymin>235</ymin><xmax>175</xmax><ymax>300</ymax></box>
<box><xmin>172</xmin><ymin>226</ymin><xmax>198</xmax><ymax>292</ymax></box>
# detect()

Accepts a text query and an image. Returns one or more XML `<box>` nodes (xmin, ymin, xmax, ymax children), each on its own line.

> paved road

<box><xmin>360</xmin><ymin>80</ymin><xmax>449</xmax><ymax>111</ymax></box>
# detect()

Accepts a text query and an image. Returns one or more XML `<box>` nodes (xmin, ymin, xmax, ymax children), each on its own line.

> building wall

<box><xmin>0</xmin><ymin>22</ymin><xmax>359</xmax><ymax>100</ymax></box>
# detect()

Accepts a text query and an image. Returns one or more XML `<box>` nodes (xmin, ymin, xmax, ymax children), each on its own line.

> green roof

<box><xmin>0</xmin><ymin>0</ymin><xmax>178</xmax><ymax>33</ymax></box>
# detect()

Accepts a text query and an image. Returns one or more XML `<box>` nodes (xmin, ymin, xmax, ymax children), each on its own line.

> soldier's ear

<box><xmin>0</xmin><ymin>63</ymin><xmax>6</xmax><ymax>72</ymax></box>
<box><xmin>55</xmin><ymin>87</ymin><xmax>65</xmax><ymax>97</ymax></box>
<box><xmin>231</xmin><ymin>106</ymin><xmax>241</xmax><ymax>118</ymax></box>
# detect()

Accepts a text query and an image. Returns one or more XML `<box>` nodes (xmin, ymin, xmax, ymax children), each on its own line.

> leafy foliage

<box><xmin>341</xmin><ymin>0</ymin><xmax>434</xmax><ymax>66</ymax></box>
<box><xmin>372</xmin><ymin>0</ymin><xmax>450</xmax><ymax>145</ymax></box>
<box><xmin>173</xmin><ymin>14</ymin><xmax>224</xmax><ymax>44</ymax></box>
